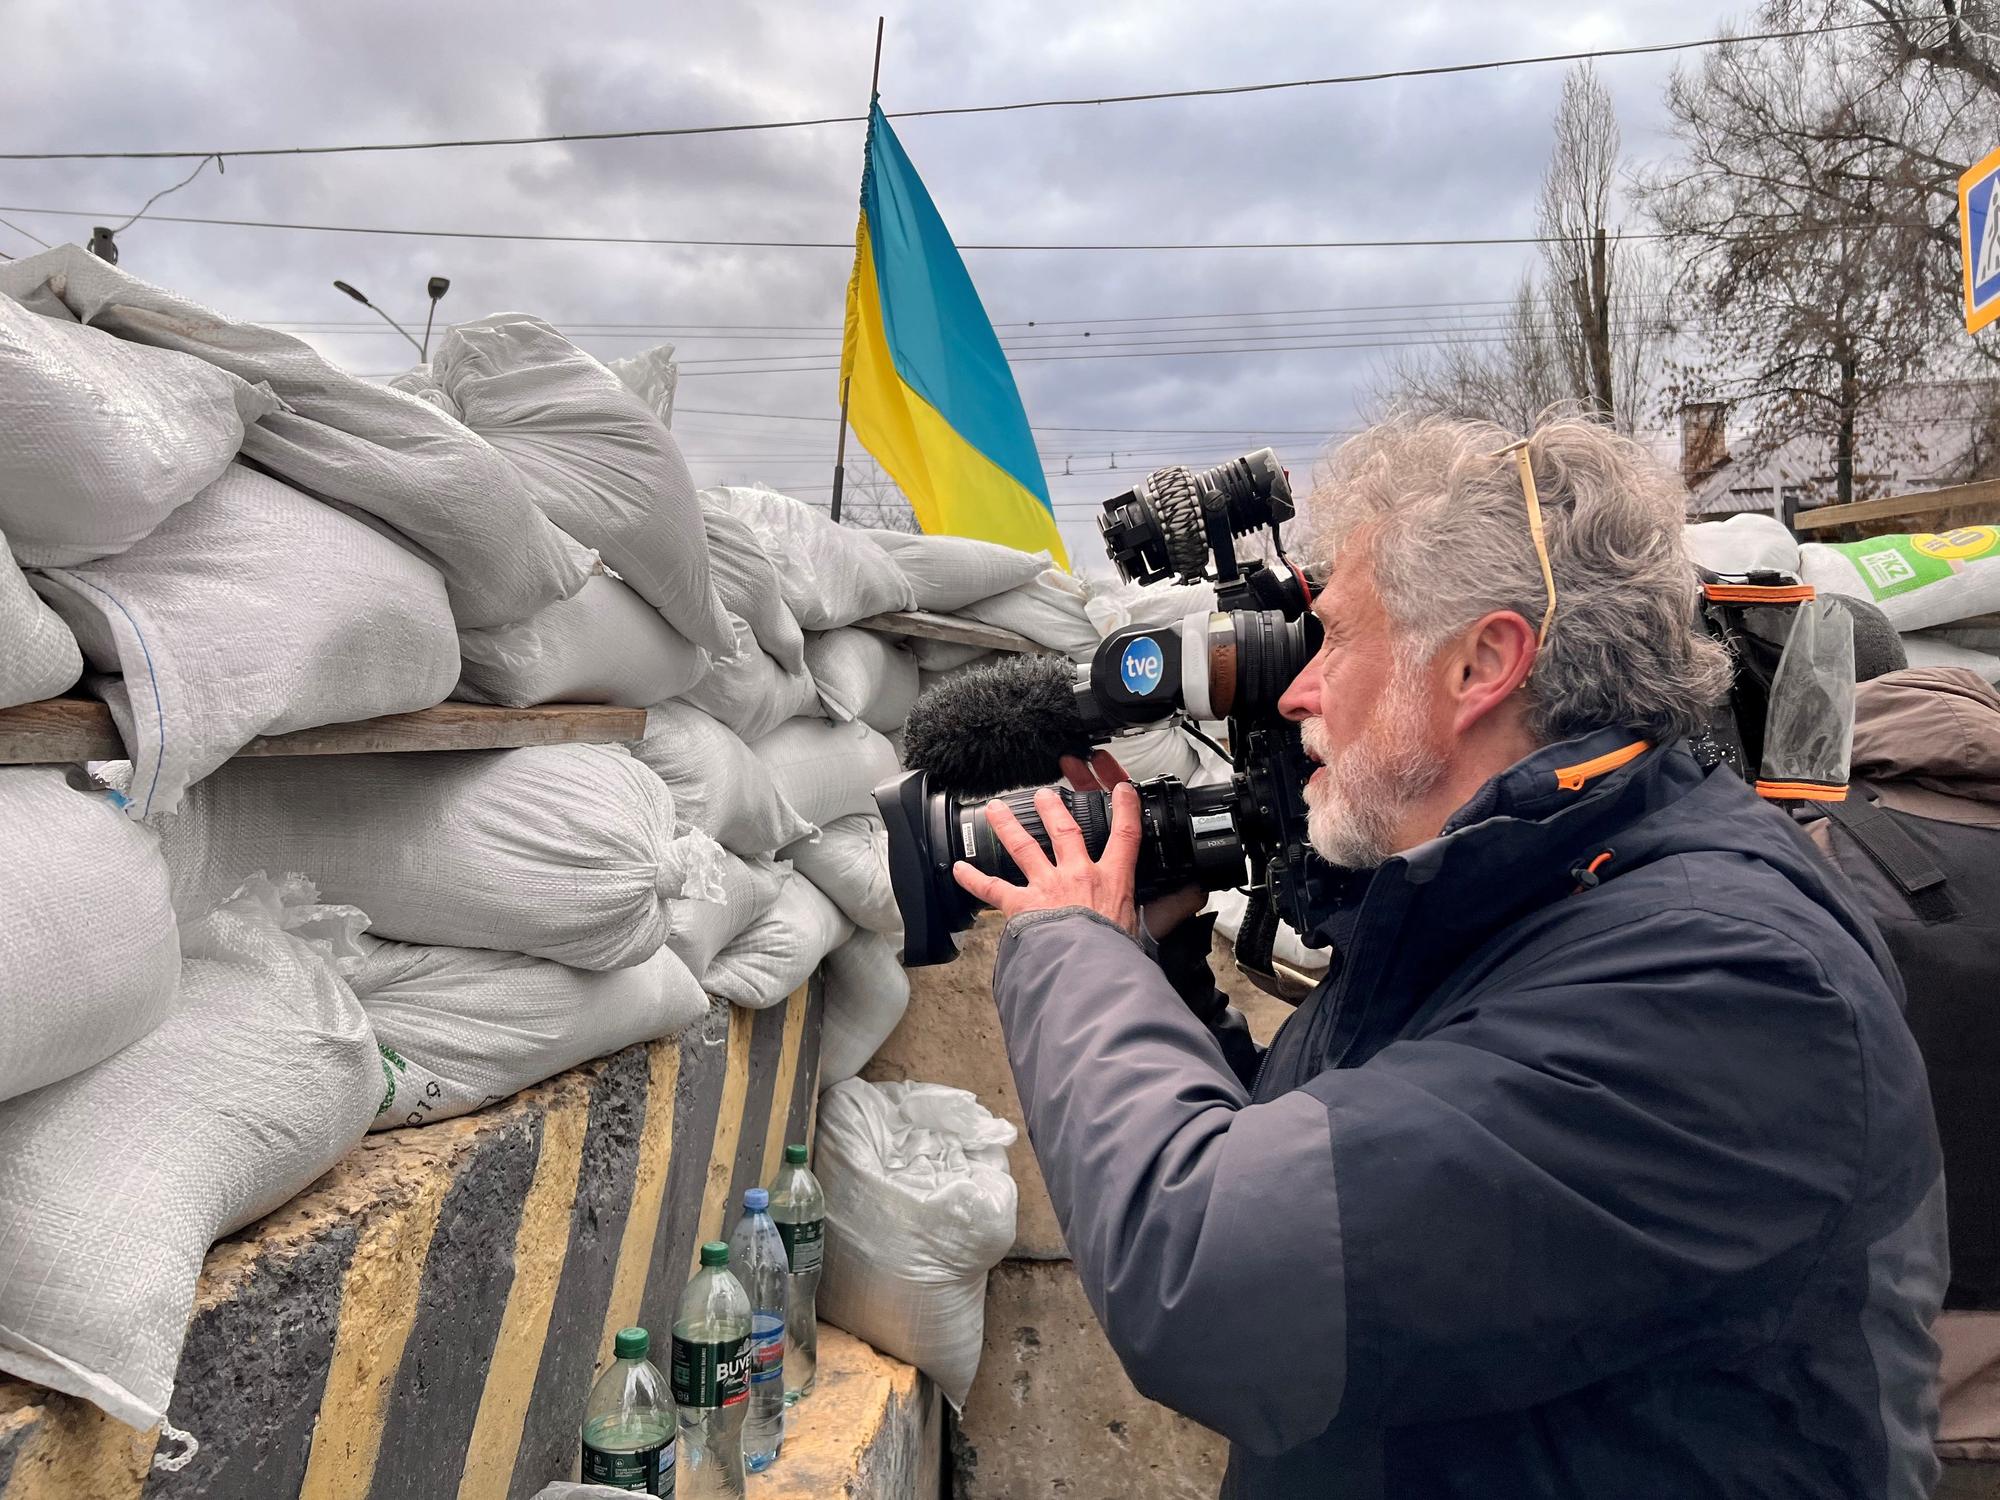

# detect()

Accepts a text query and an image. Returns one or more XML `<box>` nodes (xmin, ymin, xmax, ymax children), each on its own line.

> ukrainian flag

<box><xmin>840</xmin><ymin>103</ymin><xmax>1068</xmax><ymax>567</ymax></box>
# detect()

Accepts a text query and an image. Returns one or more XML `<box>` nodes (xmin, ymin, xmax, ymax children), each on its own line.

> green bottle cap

<box><xmin>784</xmin><ymin>1143</ymin><xmax>809</xmax><ymax>1165</ymax></box>
<box><xmin>700</xmin><ymin>1241</ymin><xmax>731</xmax><ymax>1267</ymax></box>
<box><xmin>613</xmin><ymin>1327</ymin><xmax>648</xmax><ymax>1360</ymax></box>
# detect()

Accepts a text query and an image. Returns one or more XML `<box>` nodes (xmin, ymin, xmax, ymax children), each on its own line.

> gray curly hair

<box><xmin>1308</xmin><ymin>413</ymin><xmax>1732</xmax><ymax>743</ymax></box>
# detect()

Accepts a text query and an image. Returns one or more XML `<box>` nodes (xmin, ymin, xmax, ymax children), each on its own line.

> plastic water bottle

<box><xmin>671</xmin><ymin>1243</ymin><xmax>751</xmax><ymax>1500</ymax></box>
<box><xmin>767</xmin><ymin>1142</ymin><xmax>827</xmax><ymax>1404</ymax></box>
<box><xmin>727</xmin><ymin>1188</ymin><xmax>789</xmax><ymax>1471</ymax></box>
<box><xmin>581</xmin><ymin>1326</ymin><xmax>675</xmax><ymax>1495</ymax></box>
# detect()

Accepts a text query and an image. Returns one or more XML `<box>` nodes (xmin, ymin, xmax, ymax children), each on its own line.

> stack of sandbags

<box><xmin>956</xmin><ymin>566</ymin><xmax>1096</xmax><ymax>659</ymax></box>
<box><xmin>631</xmin><ymin>701</ymin><xmax>814</xmax><ymax>858</ymax></box>
<box><xmin>665</xmin><ymin>854</ymin><xmax>792</xmax><ymax>988</ymax></box>
<box><xmin>0</xmin><ymin>246</ymin><xmax>588</xmax><ymax>629</ymax></box>
<box><xmin>0</xmin><ymin>875</ymin><xmax>381</xmax><ymax>1430</ymax></box>
<box><xmin>0</xmin><ymin>528</ymin><xmax>80</xmax><ymax>709</ymax></box>
<box><xmin>750</xmin><ymin>718</ymin><xmax>902</xmax><ymax>829</ymax></box>
<box><xmin>858</xmin><ymin>530</ymin><xmax>1047</xmax><ymax>613</ymax></box>
<box><xmin>703</xmin><ymin>484</ymin><xmax>916</xmax><ymax>629</ymax></box>
<box><xmin>805</xmin><ymin>628</ymin><xmax>921</xmax><ymax>733</ymax></box>
<box><xmin>783</xmin><ymin>814</ymin><xmax>900</xmax><ymax>937</ymax></box>
<box><xmin>706</xmin><ymin>870</ymin><xmax>854</xmax><ymax>1010</ymax></box>
<box><xmin>819</xmin><ymin>932</ymin><xmax>910</xmax><ymax>1088</ymax></box>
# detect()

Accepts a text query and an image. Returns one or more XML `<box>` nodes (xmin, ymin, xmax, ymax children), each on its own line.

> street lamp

<box><xmin>331</xmin><ymin>279</ymin><xmax>424</xmax><ymax>359</ymax></box>
<box><xmin>422</xmin><ymin>277</ymin><xmax>450</xmax><ymax>362</ymax></box>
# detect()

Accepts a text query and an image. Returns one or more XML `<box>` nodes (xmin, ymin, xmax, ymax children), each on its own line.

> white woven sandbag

<box><xmin>860</xmin><ymin>532</ymin><xmax>1047</xmax><ymax>611</ymax></box>
<box><xmin>751</xmin><ymin>718</ymin><xmax>902</xmax><ymax>829</ymax></box>
<box><xmin>432</xmin><ymin>314</ymin><xmax>733</xmax><ymax>655</ymax></box>
<box><xmin>0</xmin><ymin>874</ymin><xmax>379</xmax><ymax>1429</ymax></box>
<box><xmin>1684</xmin><ymin>513</ymin><xmax>1801</xmax><ymax>578</ymax></box>
<box><xmin>0</xmin><ymin>247</ymin><xmax>587</xmax><ymax>630</ymax></box>
<box><xmin>1084</xmin><ymin>579</ymin><xmax>1217</xmax><ymax>638</ymax></box>
<box><xmin>31</xmin><ymin>464</ymin><xmax>460</xmax><ymax>820</ymax></box>
<box><xmin>0</xmin><ymin>769</ymin><xmax>179</xmax><ymax>1102</ymax></box>
<box><xmin>0</xmin><ymin>528</ymin><xmax>80</xmax><ymax>709</ymax></box>
<box><xmin>959</xmin><ymin>568</ymin><xmax>1096</xmax><ymax>659</ymax></box>
<box><xmin>907</xmin><ymin>637</ymin><xmax>990</xmax><ymax>672</ymax></box>
<box><xmin>782</xmin><ymin>814</ymin><xmax>900</xmax><ymax>937</ymax></box>
<box><xmin>353</xmin><ymin>937</ymin><xmax>708</xmax><ymax>1130</ymax></box>
<box><xmin>706</xmin><ymin>872</ymin><xmax>853</xmax><ymax>1010</ymax></box>
<box><xmin>665</xmin><ymin>854</ymin><xmax>790</xmax><ymax>984</ymax></box>
<box><xmin>816</xmin><ymin>1079</ymin><xmax>1017</xmax><ymax>1409</ymax></box>
<box><xmin>457</xmin><ymin>565</ymin><xmax>709</xmax><ymax>710</ymax></box>
<box><xmin>605</xmin><ymin>342</ymin><xmax>678</xmax><ymax>425</ymax></box>
<box><xmin>703</xmin><ymin>486</ymin><xmax>916</xmax><ymax>629</ymax></box>
<box><xmin>630</xmin><ymin>701</ymin><xmax>814</xmax><ymax>858</ymax></box>
<box><xmin>0</xmin><ymin>291</ymin><xmax>278</xmax><ymax>569</ymax></box>
<box><xmin>819</xmin><ymin>933</ymin><xmax>909</xmax><ymax>1088</ymax></box>
<box><xmin>703</xmin><ymin>506</ymin><xmax>806</xmax><ymax>673</ymax></box>
<box><xmin>1901</xmin><ymin>630</ymin><xmax>2000</xmax><ymax>683</ymax></box>
<box><xmin>1799</xmin><ymin>529</ymin><xmax>2000</xmax><ymax>632</ymax></box>
<box><xmin>680</xmin><ymin>614</ymin><xmax>822</xmax><ymax>743</ymax></box>
<box><xmin>805</xmin><ymin>629</ymin><xmax>922</xmax><ymax>733</ymax></box>
<box><xmin>1103</xmin><ymin>723</ymin><xmax>1201</xmax><ymax>782</ymax></box>
<box><xmin>155</xmin><ymin>744</ymin><xmax>721</xmax><ymax>970</ymax></box>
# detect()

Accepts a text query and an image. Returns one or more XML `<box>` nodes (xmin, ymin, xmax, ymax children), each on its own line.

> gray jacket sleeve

<box><xmin>991</xmin><ymin>907</ymin><xmax>1346</xmax><ymax>1456</ymax></box>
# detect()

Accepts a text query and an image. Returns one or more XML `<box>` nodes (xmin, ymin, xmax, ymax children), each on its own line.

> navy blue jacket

<box><xmin>991</xmin><ymin>731</ymin><xmax>1946</xmax><ymax>1498</ymax></box>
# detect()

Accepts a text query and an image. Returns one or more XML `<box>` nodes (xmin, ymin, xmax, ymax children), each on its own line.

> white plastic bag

<box><xmin>0</xmin><ymin>768</ymin><xmax>180</xmax><ymax>1101</ymax></box>
<box><xmin>0</xmin><ymin>246</ymin><xmax>586</xmax><ymax>629</ymax></box>
<box><xmin>431</xmin><ymin>314</ymin><xmax>733</xmax><ymax>655</ymax></box>
<box><xmin>354</xmin><ymin>937</ymin><xmax>707</xmax><ymax>1130</ymax></box>
<box><xmin>816</xmin><ymin>1078</ymin><xmax>1017</xmax><ymax>1408</ymax></box>
<box><xmin>0</xmin><ymin>290</ymin><xmax>277</xmax><ymax>567</ymax></box>
<box><xmin>457</xmin><ymin>565</ymin><xmax>709</xmax><ymax>709</ymax></box>
<box><xmin>155</xmin><ymin>744</ymin><xmax>718</xmax><ymax>970</ymax></box>
<box><xmin>630</xmin><ymin>701</ymin><xmax>814</xmax><ymax>858</ymax></box>
<box><xmin>703</xmin><ymin>506</ymin><xmax>806</xmax><ymax>673</ymax></box>
<box><xmin>805</xmin><ymin>629</ymin><xmax>922</xmax><ymax>733</ymax></box>
<box><xmin>1799</xmin><ymin>528</ymin><xmax>2000</xmax><ymax>632</ymax></box>
<box><xmin>665</xmin><ymin>854</ymin><xmax>790</xmax><ymax>984</ymax></box>
<box><xmin>0</xmin><ymin>528</ymin><xmax>80</xmax><ymax>709</ymax></box>
<box><xmin>680</xmin><ymin>615</ymin><xmax>822</xmax><ymax>744</ymax></box>
<box><xmin>819</xmin><ymin>933</ymin><xmax>909</xmax><ymax>1088</ymax></box>
<box><xmin>959</xmin><ymin>568</ymin><xmax>1096</xmax><ymax>659</ymax></box>
<box><xmin>751</xmin><ymin>718</ymin><xmax>902</xmax><ymax>829</ymax></box>
<box><xmin>702</xmin><ymin>486</ymin><xmax>916</xmax><ymax>629</ymax></box>
<box><xmin>783</xmin><ymin>814</ymin><xmax>901</xmax><ymax>937</ymax></box>
<box><xmin>860</xmin><ymin>531</ymin><xmax>1047</xmax><ymax>611</ymax></box>
<box><xmin>1683</xmin><ymin>513</ymin><xmax>1801</xmax><ymax>578</ymax></box>
<box><xmin>706</xmin><ymin>872</ymin><xmax>853</xmax><ymax>1010</ymax></box>
<box><xmin>32</xmin><ymin>463</ymin><xmax>461</xmax><ymax>819</ymax></box>
<box><xmin>0</xmin><ymin>875</ymin><xmax>380</xmax><ymax>1429</ymax></box>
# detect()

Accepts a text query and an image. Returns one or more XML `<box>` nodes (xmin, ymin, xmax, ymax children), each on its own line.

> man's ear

<box><xmin>1441</xmin><ymin>609</ymin><xmax>1538</xmax><ymax>737</ymax></box>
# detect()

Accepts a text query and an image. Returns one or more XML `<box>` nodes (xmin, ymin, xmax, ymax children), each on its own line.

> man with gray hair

<box><xmin>955</xmin><ymin>415</ymin><xmax>1945</xmax><ymax>1497</ymax></box>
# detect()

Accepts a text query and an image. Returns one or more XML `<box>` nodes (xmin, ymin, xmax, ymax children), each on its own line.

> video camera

<box><xmin>875</xmin><ymin>449</ymin><xmax>1334</xmax><ymax>995</ymax></box>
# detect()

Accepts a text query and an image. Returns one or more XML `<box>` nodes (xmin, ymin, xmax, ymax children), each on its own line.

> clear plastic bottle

<box><xmin>727</xmin><ymin>1188</ymin><xmax>789</xmax><ymax>1471</ymax></box>
<box><xmin>671</xmin><ymin>1242</ymin><xmax>751</xmax><ymax>1500</ymax></box>
<box><xmin>581</xmin><ymin>1326</ymin><xmax>675</xmax><ymax>1495</ymax></box>
<box><xmin>767</xmin><ymin>1142</ymin><xmax>827</xmax><ymax>1404</ymax></box>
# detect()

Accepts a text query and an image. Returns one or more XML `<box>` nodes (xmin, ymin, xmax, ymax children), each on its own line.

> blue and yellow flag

<box><xmin>840</xmin><ymin>103</ymin><xmax>1068</xmax><ymax>567</ymax></box>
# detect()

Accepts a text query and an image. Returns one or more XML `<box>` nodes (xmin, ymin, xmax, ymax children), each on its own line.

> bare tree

<box><xmin>1646</xmin><ymin>13</ymin><xmax>1986</xmax><ymax>504</ymax></box>
<box><xmin>1374</xmin><ymin>65</ymin><xmax>1664</xmax><ymax>434</ymax></box>
<box><xmin>837</xmin><ymin>455</ymin><xmax>923</xmax><ymax>532</ymax></box>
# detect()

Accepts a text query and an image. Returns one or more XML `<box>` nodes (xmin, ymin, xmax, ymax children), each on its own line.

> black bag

<box><xmin>1815</xmin><ymin>786</ymin><xmax>2000</xmax><ymax>1309</ymax></box>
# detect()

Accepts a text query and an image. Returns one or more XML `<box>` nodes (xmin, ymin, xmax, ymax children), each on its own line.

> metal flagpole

<box><xmin>830</xmin><ymin>15</ymin><xmax>885</xmax><ymax>525</ymax></box>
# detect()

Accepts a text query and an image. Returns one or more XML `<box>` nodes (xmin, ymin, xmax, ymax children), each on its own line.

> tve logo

<box><xmin>1120</xmin><ymin>636</ymin><xmax>1166</xmax><ymax>695</ymax></box>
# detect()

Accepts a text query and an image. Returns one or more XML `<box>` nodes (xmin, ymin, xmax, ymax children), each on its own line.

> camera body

<box><xmin>878</xmin><ymin>449</ymin><xmax>1335</xmax><ymax>994</ymax></box>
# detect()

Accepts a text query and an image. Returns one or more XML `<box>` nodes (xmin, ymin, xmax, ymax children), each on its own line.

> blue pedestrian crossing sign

<box><xmin>1963</xmin><ymin>145</ymin><xmax>2000</xmax><ymax>335</ymax></box>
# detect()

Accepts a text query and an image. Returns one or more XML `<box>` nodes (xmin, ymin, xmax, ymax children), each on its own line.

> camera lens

<box><xmin>1183</xmin><ymin>610</ymin><xmax>1324</xmax><ymax>718</ymax></box>
<box><xmin>1097</xmin><ymin>448</ymin><xmax>1290</xmax><ymax>587</ymax></box>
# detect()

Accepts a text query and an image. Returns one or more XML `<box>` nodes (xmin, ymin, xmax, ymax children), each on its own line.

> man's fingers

<box><xmin>1103</xmin><ymin>780</ymin><xmax>1143</xmax><ymax>884</ymax></box>
<box><xmin>1036</xmin><ymin>786</ymin><xmax>1089</xmax><ymax>865</ymax></box>
<box><xmin>984</xmin><ymin>799</ymin><xmax>1053</xmax><ymax>879</ymax></box>
<box><xmin>1090</xmin><ymin>748</ymin><xmax>1132</xmax><ymax>787</ymax></box>
<box><xmin>1059</xmin><ymin>753</ymin><xmax>1103</xmax><ymax>793</ymax></box>
<box><xmin>952</xmin><ymin>859</ymin><xmax>1020</xmax><ymax>912</ymax></box>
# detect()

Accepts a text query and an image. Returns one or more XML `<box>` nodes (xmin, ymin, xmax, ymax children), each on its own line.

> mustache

<box><xmin>1299</xmin><ymin>717</ymin><xmax>1333</xmax><ymax>764</ymax></box>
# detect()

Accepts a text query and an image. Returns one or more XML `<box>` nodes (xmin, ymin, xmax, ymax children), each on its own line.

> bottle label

<box><xmin>777</xmin><ymin>1217</ymin><xmax>824</xmax><ymax>1274</ymax></box>
<box><xmin>749</xmin><ymin>1313</ymin><xmax>784</xmax><ymax>1387</ymax></box>
<box><xmin>582</xmin><ymin>1438</ymin><xmax>674</xmax><ymax>1495</ymax></box>
<box><xmin>671</xmin><ymin>1334</ymin><xmax>751</xmax><ymax>1409</ymax></box>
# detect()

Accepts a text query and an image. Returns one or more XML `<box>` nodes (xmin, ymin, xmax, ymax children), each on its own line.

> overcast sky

<box><xmin>3</xmin><ymin>0</ymin><xmax>1739</xmax><ymax>570</ymax></box>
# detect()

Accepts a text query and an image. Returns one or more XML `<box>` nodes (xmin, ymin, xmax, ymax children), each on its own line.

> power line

<box><xmin>677</xmin><ymin>405</ymin><xmax>1346</xmax><ymax>436</ymax></box>
<box><xmin>0</xmin><ymin>20</ymin><xmax>1897</xmax><ymax>162</ymax></box>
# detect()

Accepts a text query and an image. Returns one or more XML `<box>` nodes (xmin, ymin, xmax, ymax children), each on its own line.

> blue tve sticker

<box><xmin>1120</xmin><ymin>636</ymin><xmax>1166</xmax><ymax>695</ymax></box>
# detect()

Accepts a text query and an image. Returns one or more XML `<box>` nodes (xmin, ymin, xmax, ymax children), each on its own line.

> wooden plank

<box><xmin>853</xmin><ymin>608</ymin><xmax>1044</xmax><ymax>654</ymax></box>
<box><xmin>0</xmin><ymin>700</ymin><xmax>646</xmax><ymax>766</ymax></box>
<box><xmin>1794</xmin><ymin>478</ymin><xmax>2000</xmax><ymax>533</ymax></box>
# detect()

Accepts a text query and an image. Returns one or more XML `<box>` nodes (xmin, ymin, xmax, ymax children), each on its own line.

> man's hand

<box><xmin>952</xmin><ymin>761</ymin><xmax>1143</xmax><ymax>937</ymax></box>
<box><xmin>1062</xmin><ymin>749</ymin><xmax>1205</xmax><ymax>941</ymax></box>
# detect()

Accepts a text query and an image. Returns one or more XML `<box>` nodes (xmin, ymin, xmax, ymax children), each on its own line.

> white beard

<box><xmin>1299</xmin><ymin>662</ymin><xmax>1447</xmax><ymax>868</ymax></box>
